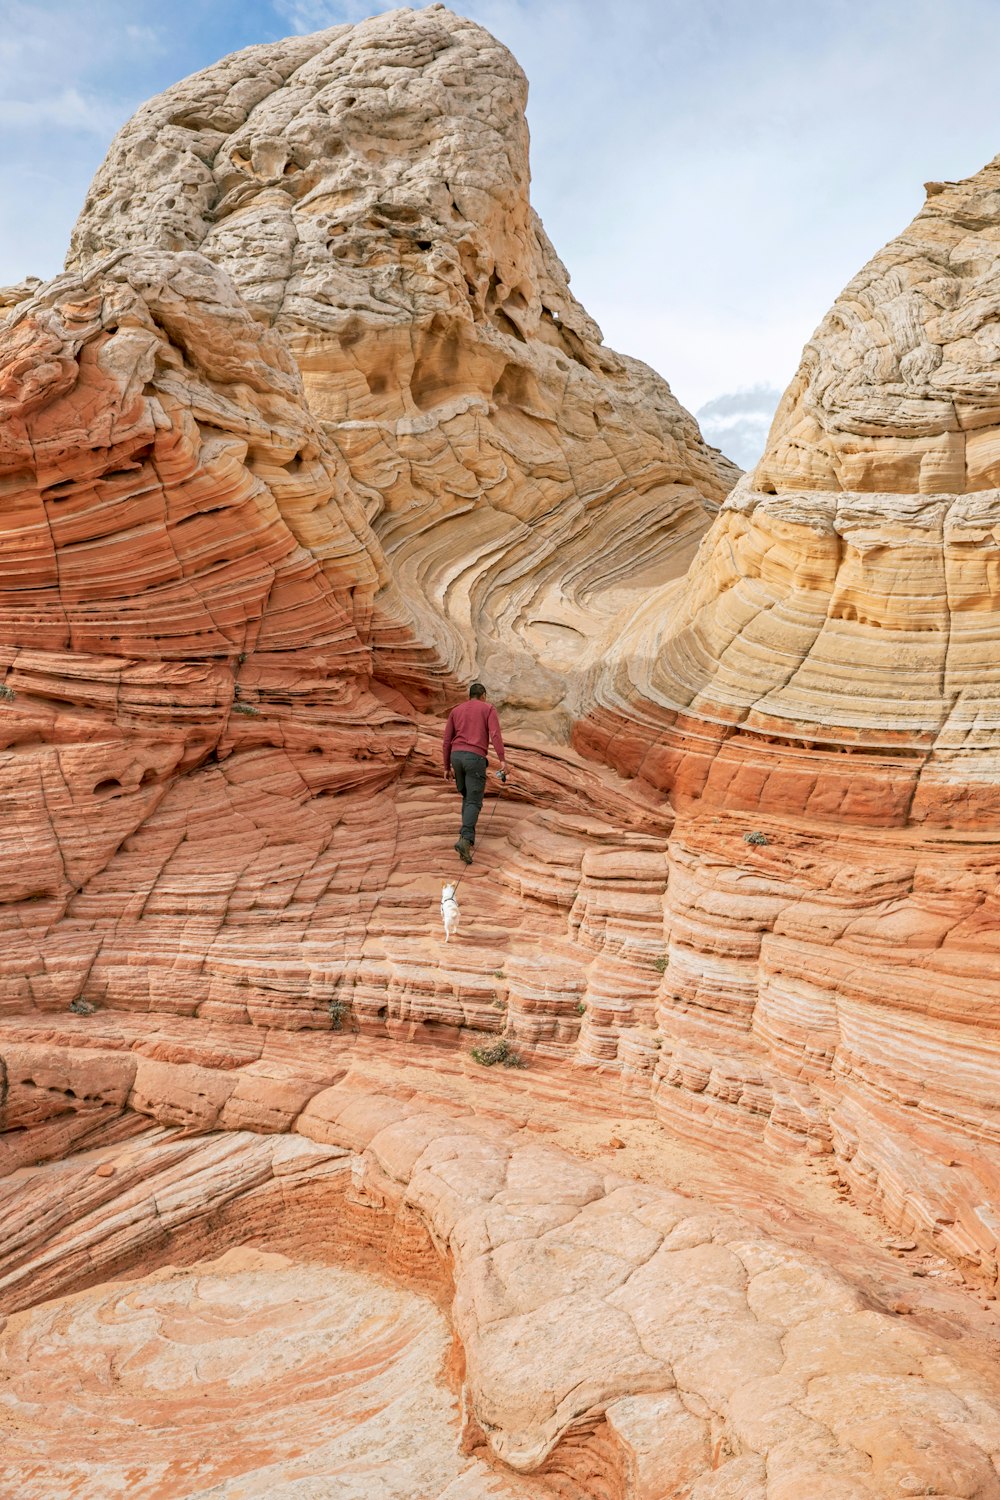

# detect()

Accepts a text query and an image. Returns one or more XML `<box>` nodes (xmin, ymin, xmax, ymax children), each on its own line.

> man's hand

<box><xmin>444</xmin><ymin>764</ymin><xmax>454</xmax><ymax>781</ymax></box>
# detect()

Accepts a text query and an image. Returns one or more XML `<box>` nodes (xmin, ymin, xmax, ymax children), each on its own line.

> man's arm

<box><xmin>443</xmin><ymin>711</ymin><xmax>455</xmax><ymax>778</ymax></box>
<box><xmin>487</xmin><ymin>705</ymin><xmax>505</xmax><ymax>767</ymax></box>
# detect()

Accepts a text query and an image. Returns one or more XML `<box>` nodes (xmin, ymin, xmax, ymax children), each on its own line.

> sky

<box><xmin>4</xmin><ymin>0</ymin><xmax>1000</xmax><ymax>466</ymax></box>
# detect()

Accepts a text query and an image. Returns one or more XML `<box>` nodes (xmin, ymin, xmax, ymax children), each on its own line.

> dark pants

<box><xmin>451</xmin><ymin>750</ymin><xmax>487</xmax><ymax>843</ymax></box>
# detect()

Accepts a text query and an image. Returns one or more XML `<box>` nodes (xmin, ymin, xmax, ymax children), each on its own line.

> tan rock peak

<box><xmin>759</xmin><ymin>151</ymin><xmax>1000</xmax><ymax>496</ymax></box>
<box><xmin>66</xmin><ymin>5</ymin><xmax>589</xmax><ymax>348</ymax></box>
<box><xmin>63</xmin><ymin>4</ymin><xmax>735</xmax><ymax>730</ymax></box>
<box><xmin>578</xmin><ymin>141</ymin><xmax>1000</xmax><ymax>818</ymax></box>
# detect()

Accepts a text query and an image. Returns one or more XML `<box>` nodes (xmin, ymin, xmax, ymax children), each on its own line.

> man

<box><xmin>443</xmin><ymin>682</ymin><xmax>506</xmax><ymax>864</ymax></box>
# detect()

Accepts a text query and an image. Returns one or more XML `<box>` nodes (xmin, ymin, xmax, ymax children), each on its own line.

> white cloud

<box><xmin>696</xmin><ymin>386</ymin><xmax>783</xmax><ymax>472</ymax></box>
<box><xmin>272</xmin><ymin>0</ymin><xmax>391</xmax><ymax>33</ymax></box>
<box><xmin>6</xmin><ymin>0</ymin><xmax>1000</xmax><ymax>422</ymax></box>
<box><xmin>125</xmin><ymin>23</ymin><xmax>165</xmax><ymax>48</ymax></box>
<box><xmin>0</xmin><ymin>0</ymin><xmax>176</xmax><ymax>282</ymax></box>
<box><xmin>0</xmin><ymin>86</ymin><xmax>122</xmax><ymax>135</ymax></box>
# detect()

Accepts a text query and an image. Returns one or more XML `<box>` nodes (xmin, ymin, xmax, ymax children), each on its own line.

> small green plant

<box><xmin>653</xmin><ymin>955</ymin><xmax>668</xmax><ymax>974</ymax></box>
<box><xmin>471</xmin><ymin>1038</ymin><xmax>524</xmax><ymax>1068</ymax></box>
<box><xmin>492</xmin><ymin>997</ymin><xmax>507</xmax><ymax>1010</ymax></box>
<box><xmin>328</xmin><ymin>1000</ymin><xmax>347</xmax><ymax>1031</ymax></box>
<box><xmin>575</xmin><ymin>1001</ymin><xmax>586</xmax><ymax>1015</ymax></box>
<box><xmin>233</xmin><ymin>701</ymin><xmax>261</xmax><ymax>717</ymax></box>
<box><xmin>0</xmin><ymin>683</ymin><xmax>14</xmax><ymax>702</ymax></box>
<box><xmin>492</xmin><ymin>970</ymin><xmax>505</xmax><ymax>979</ymax></box>
<box><xmin>743</xmin><ymin>830</ymin><xmax>768</xmax><ymax>846</ymax></box>
<box><xmin>69</xmin><ymin>996</ymin><xmax>97</xmax><ymax>1016</ymax></box>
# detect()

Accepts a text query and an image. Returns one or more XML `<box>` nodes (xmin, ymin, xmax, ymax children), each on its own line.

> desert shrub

<box><xmin>653</xmin><ymin>955</ymin><xmax>668</xmax><ymax>974</ymax></box>
<box><xmin>471</xmin><ymin>1038</ymin><xmax>524</xmax><ymax>1068</ymax></box>
<box><xmin>69</xmin><ymin>997</ymin><xmax>97</xmax><ymax>1016</ymax></box>
<box><xmin>743</xmin><ymin>830</ymin><xmax>768</xmax><ymax>846</ymax></box>
<box><xmin>328</xmin><ymin>1000</ymin><xmax>347</xmax><ymax>1031</ymax></box>
<box><xmin>233</xmin><ymin>701</ymin><xmax>261</xmax><ymax>717</ymax></box>
<box><xmin>0</xmin><ymin>684</ymin><xmax>14</xmax><ymax>702</ymax></box>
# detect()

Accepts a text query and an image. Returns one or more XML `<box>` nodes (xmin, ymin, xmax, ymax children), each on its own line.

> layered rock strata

<box><xmin>3</xmin><ymin>1247</ymin><xmax>533</xmax><ymax>1499</ymax></box>
<box><xmin>5</xmin><ymin>1021</ymin><xmax>1000</xmax><ymax>1500</ymax></box>
<box><xmin>3</xmin><ymin>6</ymin><xmax>1000</xmax><ymax>1497</ymax></box>
<box><xmin>576</xmin><ymin>154</ymin><xmax>1000</xmax><ymax>1289</ymax></box>
<box><xmin>65</xmin><ymin>3</ymin><xmax>735</xmax><ymax>731</ymax></box>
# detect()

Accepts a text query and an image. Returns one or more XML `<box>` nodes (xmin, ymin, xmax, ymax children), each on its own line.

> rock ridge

<box><xmin>2</xmin><ymin>7</ymin><xmax>1000</xmax><ymax>1497</ymax></box>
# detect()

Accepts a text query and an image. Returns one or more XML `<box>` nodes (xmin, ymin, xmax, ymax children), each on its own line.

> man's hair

<box><xmin>469</xmin><ymin>682</ymin><xmax>486</xmax><ymax>699</ymax></box>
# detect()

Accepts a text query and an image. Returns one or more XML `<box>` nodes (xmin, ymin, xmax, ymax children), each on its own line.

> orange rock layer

<box><xmin>2</xmin><ymin>8</ymin><xmax>1000</xmax><ymax>1497</ymax></box>
<box><xmin>5</xmin><ymin>1019</ymin><xmax>1000</xmax><ymax>1500</ymax></box>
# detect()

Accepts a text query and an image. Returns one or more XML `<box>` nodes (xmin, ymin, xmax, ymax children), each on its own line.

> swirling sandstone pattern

<box><xmin>66</xmin><ymin>4</ymin><xmax>734</xmax><ymax>731</ymax></box>
<box><xmin>4</xmin><ymin>1021</ymin><xmax>1000</xmax><ymax>1499</ymax></box>
<box><xmin>2</xmin><ymin>1248</ymin><xmax>531</xmax><ymax>1499</ymax></box>
<box><xmin>3</xmin><ymin>6</ymin><xmax>1000</xmax><ymax>1497</ymax></box>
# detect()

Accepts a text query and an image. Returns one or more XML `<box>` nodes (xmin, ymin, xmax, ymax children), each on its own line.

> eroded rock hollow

<box><xmin>2</xmin><ymin>7</ymin><xmax>1000</xmax><ymax>1497</ymax></box>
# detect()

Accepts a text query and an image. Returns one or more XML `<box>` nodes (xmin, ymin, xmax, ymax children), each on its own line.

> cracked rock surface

<box><xmin>2</xmin><ymin>6</ymin><xmax>1000</xmax><ymax>1498</ymax></box>
<box><xmin>4</xmin><ymin>1024</ymin><xmax>1000</xmax><ymax>1499</ymax></box>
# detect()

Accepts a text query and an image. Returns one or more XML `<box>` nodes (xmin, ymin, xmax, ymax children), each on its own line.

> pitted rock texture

<box><xmin>759</xmin><ymin>157</ymin><xmax>1000</xmax><ymax>496</ymax></box>
<box><xmin>3</xmin><ymin>6</ymin><xmax>1000</xmax><ymax>1497</ymax></box>
<box><xmin>65</xmin><ymin>3</ymin><xmax>735</xmax><ymax>730</ymax></box>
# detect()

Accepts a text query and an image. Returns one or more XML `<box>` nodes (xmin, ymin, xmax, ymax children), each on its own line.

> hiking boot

<box><xmin>454</xmin><ymin>838</ymin><xmax>473</xmax><ymax>864</ymax></box>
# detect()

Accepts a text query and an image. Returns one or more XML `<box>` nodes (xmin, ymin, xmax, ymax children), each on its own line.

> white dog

<box><xmin>441</xmin><ymin>882</ymin><xmax>460</xmax><ymax>943</ymax></box>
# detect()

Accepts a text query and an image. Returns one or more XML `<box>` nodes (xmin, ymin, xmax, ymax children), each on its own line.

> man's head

<box><xmin>469</xmin><ymin>682</ymin><xmax>486</xmax><ymax>699</ymax></box>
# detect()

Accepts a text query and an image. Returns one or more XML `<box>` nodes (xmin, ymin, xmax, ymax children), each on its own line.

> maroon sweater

<box><xmin>443</xmin><ymin>699</ymin><xmax>505</xmax><ymax>769</ymax></box>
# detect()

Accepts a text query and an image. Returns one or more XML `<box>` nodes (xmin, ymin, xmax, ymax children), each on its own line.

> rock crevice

<box><xmin>2</xmin><ymin>7</ymin><xmax>1000</xmax><ymax>1497</ymax></box>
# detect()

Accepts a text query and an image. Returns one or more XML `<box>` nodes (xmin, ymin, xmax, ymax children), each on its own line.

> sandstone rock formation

<box><xmin>6</xmin><ymin>1018</ymin><xmax>1000</xmax><ymax>1499</ymax></box>
<box><xmin>575</xmin><ymin>152</ymin><xmax>1000</xmax><ymax>1298</ymax></box>
<box><xmin>3</xmin><ymin>1245</ymin><xmax>534</xmax><ymax>1499</ymax></box>
<box><xmin>3</xmin><ymin>6</ymin><xmax>1000</xmax><ymax>1498</ymax></box>
<box><xmin>66</xmin><ymin>2</ymin><xmax>734</xmax><ymax>735</ymax></box>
